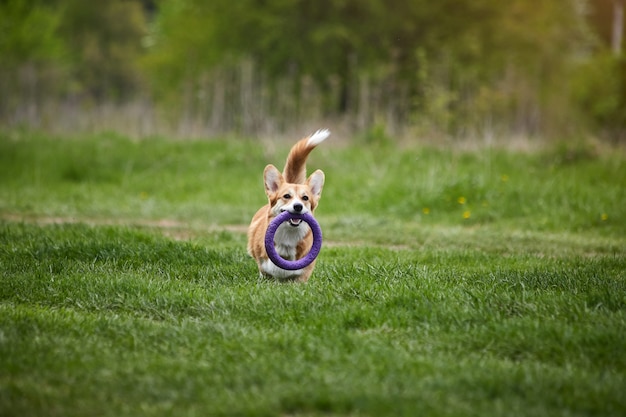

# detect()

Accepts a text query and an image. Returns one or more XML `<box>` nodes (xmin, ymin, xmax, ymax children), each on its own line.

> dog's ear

<box><xmin>306</xmin><ymin>169</ymin><xmax>325</xmax><ymax>197</ymax></box>
<box><xmin>264</xmin><ymin>164</ymin><xmax>284</xmax><ymax>195</ymax></box>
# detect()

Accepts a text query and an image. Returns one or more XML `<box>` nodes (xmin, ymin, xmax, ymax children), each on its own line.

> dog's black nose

<box><xmin>293</xmin><ymin>203</ymin><xmax>303</xmax><ymax>212</ymax></box>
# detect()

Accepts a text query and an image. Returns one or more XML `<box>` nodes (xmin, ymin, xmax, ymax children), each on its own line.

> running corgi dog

<box><xmin>247</xmin><ymin>129</ymin><xmax>330</xmax><ymax>282</ymax></box>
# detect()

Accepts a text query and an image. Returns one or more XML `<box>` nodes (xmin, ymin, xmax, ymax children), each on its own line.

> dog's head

<box><xmin>263</xmin><ymin>164</ymin><xmax>325</xmax><ymax>227</ymax></box>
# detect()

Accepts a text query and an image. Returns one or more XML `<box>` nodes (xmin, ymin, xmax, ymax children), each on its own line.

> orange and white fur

<box><xmin>247</xmin><ymin>129</ymin><xmax>330</xmax><ymax>282</ymax></box>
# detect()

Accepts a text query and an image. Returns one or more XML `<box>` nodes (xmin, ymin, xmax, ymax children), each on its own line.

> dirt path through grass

<box><xmin>1</xmin><ymin>212</ymin><xmax>407</xmax><ymax>249</ymax></box>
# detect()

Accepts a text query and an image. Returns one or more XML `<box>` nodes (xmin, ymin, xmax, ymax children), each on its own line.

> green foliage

<box><xmin>573</xmin><ymin>53</ymin><xmax>626</xmax><ymax>138</ymax></box>
<box><xmin>58</xmin><ymin>0</ymin><xmax>147</xmax><ymax>99</ymax></box>
<box><xmin>0</xmin><ymin>0</ymin><xmax>66</xmax><ymax>66</ymax></box>
<box><xmin>0</xmin><ymin>0</ymin><xmax>68</xmax><ymax>119</ymax></box>
<box><xmin>1</xmin><ymin>0</ymin><xmax>625</xmax><ymax>139</ymax></box>
<box><xmin>140</xmin><ymin>0</ymin><xmax>597</xmax><ymax>136</ymax></box>
<box><xmin>0</xmin><ymin>0</ymin><xmax>147</xmax><ymax>103</ymax></box>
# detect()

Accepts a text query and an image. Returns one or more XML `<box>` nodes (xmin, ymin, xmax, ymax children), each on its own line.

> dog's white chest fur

<box><xmin>260</xmin><ymin>222</ymin><xmax>309</xmax><ymax>278</ymax></box>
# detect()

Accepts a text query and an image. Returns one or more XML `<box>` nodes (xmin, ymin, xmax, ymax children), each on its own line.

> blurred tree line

<box><xmin>0</xmin><ymin>0</ymin><xmax>624</xmax><ymax>140</ymax></box>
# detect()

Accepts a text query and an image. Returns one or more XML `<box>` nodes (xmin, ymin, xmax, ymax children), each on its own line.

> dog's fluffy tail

<box><xmin>282</xmin><ymin>129</ymin><xmax>330</xmax><ymax>184</ymax></box>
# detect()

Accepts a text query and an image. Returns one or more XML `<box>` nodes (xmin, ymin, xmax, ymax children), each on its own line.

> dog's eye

<box><xmin>283</xmin><ymin>193</ymin><xmax>291</xmax><ymax>199</ymax></box>
<box><xmin>302</xmin><ymin>195</ymin><xmax>309</xmax><ymax>201</ymax></box>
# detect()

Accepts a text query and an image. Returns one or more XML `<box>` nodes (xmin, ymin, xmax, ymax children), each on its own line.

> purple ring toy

<box><xmin>264</xmin><ymin>211</ymin><xmax>322</xmax><ymax>270</ymax></box>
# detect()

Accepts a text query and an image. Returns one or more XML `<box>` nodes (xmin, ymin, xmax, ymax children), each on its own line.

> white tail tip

<box><xmin>307</xmin><ymin>129</ymin><xmax>330</xmax><ymax>146</ymax></box>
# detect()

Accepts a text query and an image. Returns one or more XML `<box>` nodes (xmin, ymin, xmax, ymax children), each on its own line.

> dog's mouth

<box><xmin>288</xmin><ymin>218</ymin><xmax>302</xmax><ymax>227</ymax></box>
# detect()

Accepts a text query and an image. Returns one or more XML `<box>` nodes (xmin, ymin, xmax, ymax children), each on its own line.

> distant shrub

<box><xmin>572</xmin><ymin>53</ymin><xmax>626</xmax><ymax>142</ymax></box>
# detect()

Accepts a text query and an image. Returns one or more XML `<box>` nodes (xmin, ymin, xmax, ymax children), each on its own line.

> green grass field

<box><xmin>1</xmin><ymin>131</ymin><xmax>625</xmax><ymax>416</ymax></box>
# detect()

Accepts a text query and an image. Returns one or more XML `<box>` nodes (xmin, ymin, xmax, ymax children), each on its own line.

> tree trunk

<box><xmin>613</xmin><ymin>0</ymin><xmax>624</xmax><ymax>56</ymax></box>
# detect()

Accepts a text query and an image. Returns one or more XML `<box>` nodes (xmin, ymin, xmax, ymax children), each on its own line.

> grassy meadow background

<box><xmin>1</xmin><ymin>130</ymin><xmax>625</xmax><ymax>416</ymax></box>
